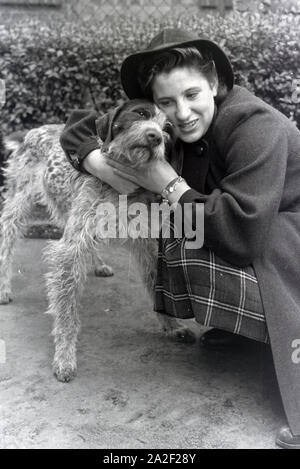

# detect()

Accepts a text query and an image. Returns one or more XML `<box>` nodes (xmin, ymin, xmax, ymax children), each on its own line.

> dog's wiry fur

<box><xmin>0</xmin><ymin>100</ymin><xmax>195</xmax><ymax>382</ymax></box>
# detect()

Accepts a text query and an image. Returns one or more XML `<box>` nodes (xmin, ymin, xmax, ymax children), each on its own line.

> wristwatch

<box><xmin>161</xmin><ymin>176</ymin><xmax>186</xmax><ymax>203</ymax></box>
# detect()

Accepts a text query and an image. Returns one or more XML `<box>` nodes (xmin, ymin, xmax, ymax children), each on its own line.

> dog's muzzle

<box><xmin>145</xmin><ymin>128</ymin><xmax>163</xmax><ymax>147</ymax></box>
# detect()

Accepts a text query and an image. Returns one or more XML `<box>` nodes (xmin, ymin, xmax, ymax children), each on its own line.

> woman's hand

<box><xmin>83</xmin><ymin>149</ymin><xmax>140</xmax><ymax>194</ymax></box>
<box><xmin>104</xmin><ymin>157</ymin><xmax>179</xmax><ymax>195</ymax></box>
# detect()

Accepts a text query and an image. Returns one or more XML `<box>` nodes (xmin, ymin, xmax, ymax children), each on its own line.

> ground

<box><xmin>0</xmin><ymin>237</ymin><xmax>285</xmax><ymax>449</ymax></box>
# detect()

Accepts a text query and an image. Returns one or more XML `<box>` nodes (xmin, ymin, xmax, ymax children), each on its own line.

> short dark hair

<box><xmin>137</xmin><ymin>47</ymin><xmax>229</xmax><ymax>104</ymax></box>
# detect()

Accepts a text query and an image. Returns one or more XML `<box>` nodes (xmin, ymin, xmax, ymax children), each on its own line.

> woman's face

<box><xmin>152</xmin><ymin>66</ymin><xmax>217</xmax><ymax>143</ymax></box>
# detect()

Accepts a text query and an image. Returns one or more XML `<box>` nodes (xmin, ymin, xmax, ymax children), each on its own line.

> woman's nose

<box><xmin>175</xmin><ymin>101</ymin><xmax>191</xmax><ymax>121</ymax></box>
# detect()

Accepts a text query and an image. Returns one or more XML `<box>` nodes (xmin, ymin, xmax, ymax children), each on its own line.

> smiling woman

<box><xmin>152</xmin><ymin>67</ymin><xmax>217</xmax><ymax>143</ymax></box>
<box><xmin>60</xmin><ymin>28</ymin><xmax>300</xmax><ymax>449</ymax></box>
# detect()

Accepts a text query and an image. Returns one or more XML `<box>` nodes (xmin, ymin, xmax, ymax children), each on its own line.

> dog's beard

<box><xmin>108</xmin><ymin>133</ymin><xmax>167</xmax><ymax>168</ymax></box>
<box><xmin>107</xmin><ymin>145</ymin><xmax>164</xmax><ymax>169</ymax></box>
<box><xmin>127</xmin><ymin>145</ymin><xmax>164</xmax><ymax>167</ymax></box>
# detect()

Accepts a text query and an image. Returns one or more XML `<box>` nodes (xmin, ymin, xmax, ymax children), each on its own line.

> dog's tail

<box><xmin>0</xmin><ymin>130</ymin><xmax>29</xmax><ymax>195</ymax></box>
<box><xmin>0</xmin><ymin>131</ymin><xmax>28</xmax><ymax>188</ymax></box>
<box><xmin>4</xmin><ymin>130</ymin><xmax>27</xmax><ymax>156</ymax></box>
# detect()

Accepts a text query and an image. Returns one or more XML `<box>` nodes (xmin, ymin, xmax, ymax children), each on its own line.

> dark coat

<box><xmin>171</xmin><ymin>85</ymin><xmax>300</xmax><ymax>435</ymax></box>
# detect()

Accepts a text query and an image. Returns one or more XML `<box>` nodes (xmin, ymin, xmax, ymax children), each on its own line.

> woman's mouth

<box><xmin>178</xmin><ymin>119</ymin><xmax>199</xmax><ymax>132</ymax></box>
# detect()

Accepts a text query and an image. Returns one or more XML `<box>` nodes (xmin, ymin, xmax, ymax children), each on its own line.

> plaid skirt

<box><xmin>154</xmin><ymin>232</ymin><xmax>269</xmax><ymax>344</ymax></box>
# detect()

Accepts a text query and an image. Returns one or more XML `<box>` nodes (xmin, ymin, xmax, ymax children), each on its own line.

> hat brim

<box><xmin>120</xmin><ymin>38</ymin><xmax>234</xmax><ymax>99</ymax></box>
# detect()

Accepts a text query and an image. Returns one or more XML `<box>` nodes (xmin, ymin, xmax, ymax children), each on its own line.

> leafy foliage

<box><xmin>0</xmin><ymin>10</ymin><xmax>299</xmax><ymax>132</ymax></box>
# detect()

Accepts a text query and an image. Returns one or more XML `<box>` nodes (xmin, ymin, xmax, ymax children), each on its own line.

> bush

<box><xmin>0</xmin><ymin>10</ymin><xmax>299</xmax><ymax>133</ymax></box>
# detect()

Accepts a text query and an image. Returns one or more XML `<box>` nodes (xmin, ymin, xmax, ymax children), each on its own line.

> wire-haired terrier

<box><xmin>0</xmin><ymin>99</ymin><xmax>196</xmax><ymax>382</ymax></box>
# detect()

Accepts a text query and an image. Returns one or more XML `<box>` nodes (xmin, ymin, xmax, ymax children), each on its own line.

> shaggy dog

<box><xmin>0</xmin><ymin>100</ymin><xmax>195</xmax><ymax>382</ymax></box>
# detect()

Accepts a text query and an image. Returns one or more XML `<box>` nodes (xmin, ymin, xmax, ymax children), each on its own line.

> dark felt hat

<box><xmin>120</xmin><ymin>28</ymin><xmax>234</xmax><ymax>99</ymax></box>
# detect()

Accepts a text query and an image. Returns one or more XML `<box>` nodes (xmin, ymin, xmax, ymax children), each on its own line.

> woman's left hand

<box><xmin>104</xmin><ymin>157</ymin><xmax>179</xmax><ymax>194</ymax></box>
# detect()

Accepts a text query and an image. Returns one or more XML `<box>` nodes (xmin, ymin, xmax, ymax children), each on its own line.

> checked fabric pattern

<box><xmin>154</xmin><ymin>232</ymin><xmax>269</xmax><ymax>344</ymax></box>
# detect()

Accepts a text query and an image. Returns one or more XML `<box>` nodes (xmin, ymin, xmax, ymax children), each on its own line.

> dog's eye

<box><xmin>135</xmin><ymin>109</ymin><xmax>150</xmax><ymax>118</ymax></box>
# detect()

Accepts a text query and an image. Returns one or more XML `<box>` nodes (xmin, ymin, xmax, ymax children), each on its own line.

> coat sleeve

<box><xmin>179</xmin><ymin>106</ymin><xmax>288</xmax><ymax>267</ymax></box>
<box><xmin>60</xmin><ymin>109</ymin><xmax>101</xmax><ymax>172</ymax></box>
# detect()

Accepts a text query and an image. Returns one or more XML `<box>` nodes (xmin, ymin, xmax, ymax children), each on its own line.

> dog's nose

<box><xmin>146</xmin><ymin>130</ymin><xmax>162</xmax><ymax>146</ymax></box>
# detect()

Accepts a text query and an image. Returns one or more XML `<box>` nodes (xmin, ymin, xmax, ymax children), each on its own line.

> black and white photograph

<box><xmin>0</xmin><ymin>0</ymin><xmax>300</xmax><ymax>451</ymax></box>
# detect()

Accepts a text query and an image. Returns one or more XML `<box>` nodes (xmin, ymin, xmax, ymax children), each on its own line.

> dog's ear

<box><xmin>95</xmin><ymin>105</ymin><xmax>124</xmax><ymax>145</ymax></box>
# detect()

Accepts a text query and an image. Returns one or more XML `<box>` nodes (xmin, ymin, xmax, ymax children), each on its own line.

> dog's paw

<box><xmin>0</xmin><ymin>290</ymin><xmax>13</xmax><ymax>305</ymax></box>
<box><xmin>166</xmin><ymin>327</ymin><xmax>197</xmax><ymax>344</ymax></box>
<box><xmin>53</xmin><ymin>362</ymin><xmax>77</xmax><ymax>383</ymax></box>
<box><xmin>94</xmin><ymin>264</ymin><xmax>114</xmax><ymax>277</ymax></box>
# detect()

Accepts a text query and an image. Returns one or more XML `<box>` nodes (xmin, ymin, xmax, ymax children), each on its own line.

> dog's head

<box><xmin>95</xmin><ymin>99</ymin><xmax>171</xmax><ymax>167</ymax></box>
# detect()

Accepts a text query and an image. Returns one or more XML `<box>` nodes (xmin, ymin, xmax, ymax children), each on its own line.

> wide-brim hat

<box><xmin>121</xmin><ymin>28</ymin><xmax>234</xmax><ymax>99</ymax></box>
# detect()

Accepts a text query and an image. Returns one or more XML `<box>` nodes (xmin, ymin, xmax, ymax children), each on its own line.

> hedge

<box><xmin>0</xmin><ymin>10</ymin><xmax>299</xmax><ymax>133</ymax></box>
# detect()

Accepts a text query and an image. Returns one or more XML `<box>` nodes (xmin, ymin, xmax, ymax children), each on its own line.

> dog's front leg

<box><xmin>44</xmin><ymin>190</ymin><xmax>97</xmax><ymax>382</ymax></box>
<box><xmin>44</xmin><ymin>235</ymin><xmax>88</xmax><ymax>382</ymax></box>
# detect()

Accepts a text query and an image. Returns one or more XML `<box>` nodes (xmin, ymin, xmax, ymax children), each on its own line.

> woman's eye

<box><xmin>159</xmin><ymin>101</ymin><xmax>171</xmax><ymax>107</ymax></box>
<box><xmin>187</xmin><ymin>93</ymin><xmax>199</xmax><ymax>99</ymax></box>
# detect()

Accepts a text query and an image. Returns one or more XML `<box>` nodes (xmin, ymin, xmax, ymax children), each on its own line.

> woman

<box><xmin>60</xmin><ymin>28</ymin><xmax>300</xmax><ymax>448</ymax></box>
